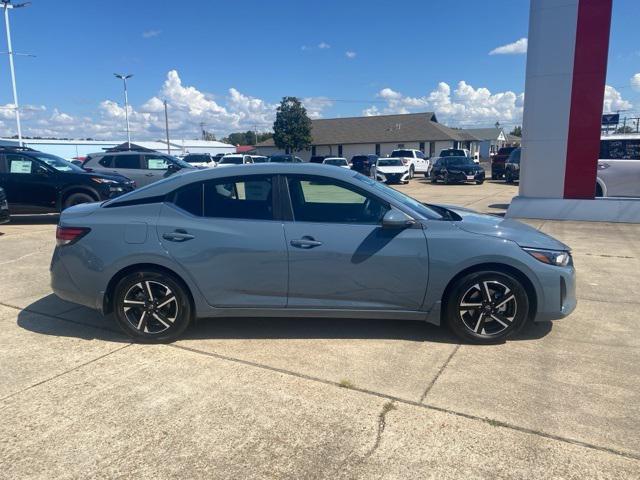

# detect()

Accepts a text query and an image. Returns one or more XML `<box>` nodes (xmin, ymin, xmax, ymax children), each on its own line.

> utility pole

<box><xmin>199</xmin><ymin>122</ymin><xmax>206</xmax><ymax>140</ymax></box>
<box><xmin>164</xmin><ymin>99</ymin><xmax>171</xmax><ymax>155</ymax></box>
<box><xmin>2</xmin><ymin>1</ymin><xmax>29</xmax><ymax>147</ymax></box>
<box><xmin>114</xmin><ymin>73</ymin><xmax>133</xmax><ymax>148</ymax></box>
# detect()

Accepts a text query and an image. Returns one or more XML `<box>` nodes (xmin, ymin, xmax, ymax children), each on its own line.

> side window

<box><xmin>244</xmin><ymin>156</ymin><xmax>253</xmax><ymax>164</ymax></box>
<box><xmin>98</xmin><ymin>155</ymin><xmax>114</xmax><ymax>167</ymax></box>
<box><xmin>416</xmin><ymin>151</ymin><xmax>425</xmax><ymax>159</ymax></box>
<box><xmin>114</xmin><ymin>155</ymin><xmax>141</xmax><ymax>169</ymax></box>
<box><xmin>145</xmin><ymin>155</ymin><xmax>170</xmax><ymax>170</ymax></box>
<box><xmin>6</xmin><ymin>154</ymin><xmax>39</xmax><ymax>174</ymax></box>
<box><xmin>287</xmin><ymin>175</ymin><xmax>389</xmax><ymax>224</ymax></box>
<box><xmin>203</xmin><ymin>175</ymin><xmax>273</xmax><ymax>220</ymax></box>
<box><xmin>172</xmin><ymin>182</ymin><xmax>204</xmax><ymax>216</ymax></box>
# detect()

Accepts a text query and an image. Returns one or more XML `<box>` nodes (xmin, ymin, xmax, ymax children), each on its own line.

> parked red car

<box><xmin>491</xmin><ymin>146</ymin><xmax>518</xmax><ymax>180</ymax></box>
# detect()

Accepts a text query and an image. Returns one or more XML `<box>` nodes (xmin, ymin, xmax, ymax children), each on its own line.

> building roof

<box><xmin>460</xmin><ymin>128</ymin><xmax>504</xmax><ymax>141</ymax></box>
<box><xmin>256</xmin><ymin>112</ymin><xmax>465</xmax><ymax>147</ymax></box>
<box><xmin>236</xmin><ymin>145</ymin><xmax>257</xmax><ymax>153</ymax></box>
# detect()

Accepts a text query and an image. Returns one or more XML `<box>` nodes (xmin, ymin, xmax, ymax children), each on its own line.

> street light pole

<box><xmin>114</xmin><ymin>73</ymin><xmax>133</xmax><ymax>148</ymax></box>
<box><xmin>2</xmin><ymin>1</ymin><xmax>29</xmax><ymax>147</ymax></box>
<box><xmin>164</xmin><ymin>99</ymin><xmax>171</xmax><ymax>155</ymax></box>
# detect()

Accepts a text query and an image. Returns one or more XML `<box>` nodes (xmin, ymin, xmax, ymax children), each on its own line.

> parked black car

<box><xmin>350</xmin><ymin>154</ymin><xmax>378</xmax><ymax>176</ymax></box>
<box><xmin>0</xmin><ymin>187</ymin><xmax>9</xmax><ymax>224</ymax></box>
<box><xmin>505</xmin><ymin>148</ymin><xmax>521</xmax><ymax>183</ymax></box>
<box><xmin>309</xmin><ymin>155</ymin><xmax>329</xmax><ymax>164</ymax></box>
<box><xmin>430</xmin><ymin>156</ymin><xmax>485</xmax><ymax>185</ymax></box>
<box><xmin>268</xmin><ymin>155</ymin><xmax>303</xmax><ymax>163</ymax></box>
<box><xmin>0</xmin><ymin>146</ymin><xmax>135</xmax><ymax>214</ymax></box>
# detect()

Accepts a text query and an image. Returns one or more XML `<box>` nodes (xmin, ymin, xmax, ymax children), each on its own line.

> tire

<box><xmin>431</xmin><ymin>176</ymin><xmax>437</xmax><ymax>184</ymax></box>
<box><xmin>113</xmin><ymin>270</ymin><xmax>192</xmax><ymax>343</ymax></box>
<box><xmin>491</xmin><ymin>173</ymin><xmax>497</xmax><ymax>180</ymax></box>
<box><xmin>595</xmin><ymin>183</ymin><xmax>604</xmax><ymax>198</ymax></box>
<box><xmin>62</xmin><ymin>192</ymin><xmax>95</xmax><ymax>210</ymax></box>
<box><xmin>443</xmin><ymin>173</ymin><xmax>450</xmax><ymax>184</ymax></box>
<box><xmin>424</xmin><ymin>173</ymin><xmax>429</xmax><ymax>178</ymax></box>
<box><xmin>409</xmin><ymin>166</ymin><xmax>415</xmax><ymax>179</ymax></box>
<box><xmin>445</xmin><ymin>270</ymin><xmax>530</xmax><ymax>344</ymax></box>
<box><xmin>476</xmin><ymin>179</ymin><xmax>484</xmax><ymax>185</ymax></box>
<box><xmin>505</xmin><ymin>171</ymin><xmax>513</xmax><ymax>183</ymax></box>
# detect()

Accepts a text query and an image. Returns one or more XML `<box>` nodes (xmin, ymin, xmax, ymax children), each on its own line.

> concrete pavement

<box><xmin>1</xmin><ymin>181</ymin><xmax>639</xmax><ymax>478</ymax></box>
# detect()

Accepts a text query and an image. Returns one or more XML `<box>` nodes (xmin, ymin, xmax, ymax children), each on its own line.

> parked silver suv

<box><xmin>84</xmin><ymin>148</ymin><xmax>194</xmax><ymax>188</ymax></box>
<box><xmin>597</xmin><ymin>134</ymin><xmax>640</xmax><ymax>197</ymax></box>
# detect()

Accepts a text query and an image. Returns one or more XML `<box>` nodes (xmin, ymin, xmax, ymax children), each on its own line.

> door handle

<box><xmin>290</xmin><ymin>236</ymin><xmax>323</xmax><ymax>249</ymax></box>
<box><xmin>162</xmin><ymin>230</ymin><xmax>195</xmax><ymax>242</ymax></box>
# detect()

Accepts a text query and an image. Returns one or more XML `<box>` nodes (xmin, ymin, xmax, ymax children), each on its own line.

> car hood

<box><xmin>377</xmin><ymin>166</ymin><xmax>408</xmax><ymax>173</ymax></box>
<box><xmin>77</xmin><ymin>170</ymin><xmax>133</xmax><ymax>183</ymax></box>
<box><xmin>437</xmin><ymin>204</ymin><xmax>570</xmax><ymax>250</ymax></box>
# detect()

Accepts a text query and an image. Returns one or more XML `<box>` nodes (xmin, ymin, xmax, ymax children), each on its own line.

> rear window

<box><xmin>220</xmin><ymin>156</ymin><xmax>243</xmax><ymax>165</ymax></box>
<box><xmin>390</xmin><ymin>150</ymin><xmax>414</xmax><ymax>158</ymax></box>
<box><xmin>498</xmin><ymin>147</ymin><xmax>517</xmax><ymax>155</ymax></box>
<box><xmin>440</xmin><ymin>149</ymin><xmax>465</xmax><ymax>157</ymax></box>
<box><xmin>184</xmin><ymin>154</ymin><xmax>208</xmax><ymax>163</ymax></box>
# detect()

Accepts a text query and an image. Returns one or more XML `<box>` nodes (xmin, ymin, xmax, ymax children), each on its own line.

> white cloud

<box><xmin>631</xmin><ymin>73</ymin><xmax>640</xmax><ymax>92</ymax></box>
<box><xmin>3</xmin><ymin>70</ymin><xmax>333</xmax><ymax>140</ymax></box>
<box><xmin>363</xmin><ymin>81</ymin><xmax>524</xmax><ymax>126</ymax></box>
<box><xmin>142</xmin><ymin>30</ymin><xmax>162</xmax><ymax>39</ymax></box>
<box><xmin>603</xmin><ymin>85</ymin><xmax>632</xmax><ymax>112</ymax></box>
<box><xmin>489</xmin><ymin>38</ymin><xmax>528</xmax><ymax>55</ymax></box>
<box><xmin>345</xmin><ymin>51</ymin><xmax>356</xmax><ymax>59</ymax></box>
<box><xmin>318</xmin><ymin>42</ymin><xmax>330</xmax><ymax>49</ymax></box>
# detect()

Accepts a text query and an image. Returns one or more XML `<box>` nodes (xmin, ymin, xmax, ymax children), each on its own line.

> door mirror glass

<box><xmin>167</xmin><ymin>163</ymin><xmax>181</xmax><ymax>173</ymax></box>
<box><xmin>382</xmin><ymin>208</ymin><xmax>414</xmax><ymax>229</ymax></box>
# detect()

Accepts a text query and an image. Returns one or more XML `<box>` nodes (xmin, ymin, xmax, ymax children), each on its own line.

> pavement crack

<box><xmin>419</xmin><ymin>344</ymin><xmax>460</xmax><ymax>403</ymax></box>
<box><xmin>0</xmin><ymin>343</ymin><xmax>132</xmax><ymax>406</ymax></box>
<box><xmin>364</xmin><ymin>401</ymin><xmax>396</xmax><ymax>458</ymax></box>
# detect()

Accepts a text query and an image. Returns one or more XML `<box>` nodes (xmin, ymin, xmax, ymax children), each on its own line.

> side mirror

<box><xmin>382</xmin><ymin>208</ymin><xmax>415</xmax><ymax>229</ymax></box>
<box><xmin>167</xmin><ymin>163</ymin><xmax>181</xmax><ymax>173</ymax></box>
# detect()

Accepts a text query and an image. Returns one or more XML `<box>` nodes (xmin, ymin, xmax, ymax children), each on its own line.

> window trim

<box><xmin>282</xmin><ymin>174</ymin><xmax>391</xmax><ymax>225</ymax></box>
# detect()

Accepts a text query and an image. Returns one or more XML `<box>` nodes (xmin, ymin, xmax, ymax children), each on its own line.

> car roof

<box><xmin>104</xmin><ymin>163</ymin><xmax>360</xmax><ymax>206</ymax></box>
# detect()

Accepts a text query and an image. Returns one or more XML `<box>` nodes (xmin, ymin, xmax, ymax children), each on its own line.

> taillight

<box><xmin>56</xmin><ymin>226</ymin><xmax>90</xmax><ymax>247</ymax></box>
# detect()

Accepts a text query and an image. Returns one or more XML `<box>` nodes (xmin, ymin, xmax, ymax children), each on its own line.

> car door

<box><xmin>414</xmin><ymin>150</ymin><xmax>429</xmax><ymax>173</ymax></box>
<box><xmin>157</xmin><ymin>174</ymin><xmax>288</xmax><ymax>308</ymax></box>
<box><xmin>139</xmin><ymin>154</ymin><xmax>174</xmax><ymax>186</ymax></box>
<box><xmin>2</xmin><ymin>153</ymin><xmax>58</xmax><ymax>211</ymax></box>
<box><xmin>106</xmin><ymin>154</ymin><xmax>146</xmax><ymax>186</ymax></box>
<box><xmin>283</xmin><ymin>174</ymin><xmax>429</xmax><ymax>310</ymax></box>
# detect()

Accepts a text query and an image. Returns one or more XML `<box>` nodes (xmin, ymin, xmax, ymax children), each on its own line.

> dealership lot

<box><xmin>1</xmin><ymin>180</ymin><xmax>639</xmax><ymax>478</ymax></box>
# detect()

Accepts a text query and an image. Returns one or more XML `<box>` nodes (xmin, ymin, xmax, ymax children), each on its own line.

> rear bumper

<box><xmin>50</xmin><ymin>247</ymin><xmax>99</xmax><ymax>310</ymax></box>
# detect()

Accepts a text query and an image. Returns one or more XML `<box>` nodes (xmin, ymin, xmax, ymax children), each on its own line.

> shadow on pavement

<box><xmin>19</xmin><ymin>294</ymin><xmax>552</xmax><ymax>344</ymax></box>
<box><xmin>6</xmin><ymin>214</ymin><xmax>59</xmax><ymax>225</ymax></box>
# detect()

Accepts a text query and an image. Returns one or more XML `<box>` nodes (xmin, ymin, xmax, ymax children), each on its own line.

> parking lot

<box><xmin>1</xmin><ymin>178</ymin><xmax>639</xmax><ymax>479</ymax></box>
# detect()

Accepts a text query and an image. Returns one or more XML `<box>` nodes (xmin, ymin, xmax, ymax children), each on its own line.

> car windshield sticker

<box><xmin>10</xmin><ymin>160</ymin><xmax>32</xmax><ymax>174</ymax></box>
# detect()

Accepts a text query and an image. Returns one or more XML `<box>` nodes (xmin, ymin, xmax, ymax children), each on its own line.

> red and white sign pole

<box><xmin>507</xmin><ymin>0</ymin><xmax>639</xmax><ymax>222</ymax></box>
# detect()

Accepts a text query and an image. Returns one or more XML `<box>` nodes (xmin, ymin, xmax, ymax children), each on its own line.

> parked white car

<box><xmin>374</xmin><ymin>158</ymin><xmax>410</xmax><ymax>184</ymax></box>
<box><xmin>181</xmin><ymin>153</ymin><xmax>218</xmax><ymax>168</ymax></box>
<box><xmin>249</xmin><ymin>155</ymin><xmax>268</xmax><ymax>163</ymax></box>
<box><xmin>388</xmin><ymin>149</ymin><xmax>430</xmax><ymax>178</ymax></box>
<box><xmin>322</xmin><ymin>157</ymin><xmax>350</xmax><ymax>169</ymax></box>
<box><xmin>217</xmin><ymin>154</ymin><xmax>254</xmax><ymax>167</ymax></box>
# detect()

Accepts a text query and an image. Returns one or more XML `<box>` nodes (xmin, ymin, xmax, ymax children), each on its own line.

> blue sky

<box><xmin>0</xmin><ymin>0</ymin><xmax>638</xmax><ymax>140</ymax></box>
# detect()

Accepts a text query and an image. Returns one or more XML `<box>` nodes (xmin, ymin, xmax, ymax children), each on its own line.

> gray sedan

<box><xmin>50</xmin><ymin>163</ymin><xmax>576</xmax><ymax>344</ymax></box>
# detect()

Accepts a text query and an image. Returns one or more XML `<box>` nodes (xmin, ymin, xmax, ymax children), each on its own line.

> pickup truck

<box><xmin>388</xmin><ymin>149</ymin><xmax>431</xmax><ymax>178</ymax></box>
<box><xmin>491</xmin><ymin>146</ymin><xmax>518</xmax><ymax>180</ymax></box>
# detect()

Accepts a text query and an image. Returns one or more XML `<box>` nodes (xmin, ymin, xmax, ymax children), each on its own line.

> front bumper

<box><xmin>377</xmin><ymin>171</ymin><xmax>410</xmax><ymax>183</ymax></box>
<box><xmin>534</xmin><ymin>264</ymin><xmax>577</xmax><ymax>322</ymax></box>
<box><xmin>447</xmin><ymin>170</ymin><xmax>485</xmax><ymax>183</ymax></box>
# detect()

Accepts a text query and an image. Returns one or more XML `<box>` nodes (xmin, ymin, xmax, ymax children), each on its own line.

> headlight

<box><xmin>523</xmin><ymin>248</ymin><xmax>572</xmax><ymax>267</ymax></box>
<box><xmin>91</xmin><ymin>177</ymin><xmax>119</xmax><ymax>185</ymax></box>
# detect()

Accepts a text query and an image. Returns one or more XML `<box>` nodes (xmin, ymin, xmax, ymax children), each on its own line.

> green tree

<box><xmin>272</xmin><ymin>96</ymin><xmax>312</xmax><ymax>153</ymax></box>
<box><xmin>509</xmin><ymin>126</ymin><xmax>522</xmax><ymax>137</ymax></box>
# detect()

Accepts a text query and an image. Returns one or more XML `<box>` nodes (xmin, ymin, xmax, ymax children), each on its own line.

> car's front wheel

<box><xmin>62</xmin><ymin>192</ymin><xmax>95</xmax><ymax>210</ymax></box>
<box><xmin>113</xmin><ymin>270</ymin><xmax>192</xmax><ymax>343</ymax></box>
<box><xmin>445</xmin><ymin>271</ymin><xmax>529</xmax><ymax>344</ymax></box>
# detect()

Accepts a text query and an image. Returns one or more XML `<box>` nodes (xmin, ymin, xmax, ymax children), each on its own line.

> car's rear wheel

<box><xmin>505</xmin><ymin>171</ymin><xmax>513</xmax><ymax>183</ymax></box>
<box><xmin>431</xmin><ymin>176</ymin><xmax>437</xmax><ymax>184</ymax></box>
<box><xmin>595</xmin><ymin>183</ymin><xmax>604</xmax><ymax>198</ymax></box>
<box><xmin>113</xmin><ymin>270</ymin><xmax>192</xmax><ymax>343</ymax></box>
<box><xmin>445</xmin><ymin>271</ymin><xmax>529</xmax><ymax>344</ymax></box>
<box><xmin>62</xmin><ymin>192</ymin><xmax>95</xmax><ymax>210</ymax></box>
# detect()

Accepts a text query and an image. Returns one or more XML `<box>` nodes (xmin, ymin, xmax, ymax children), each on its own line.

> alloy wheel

<box><xmin>122</xmin><ymin>280</ymin><xmax>179</xmax><ymax>334</ymax></box>
<box><xmin>458</xmin><ymin>280</ymin><xmax>517</xmax><ymax>336</ymax></box>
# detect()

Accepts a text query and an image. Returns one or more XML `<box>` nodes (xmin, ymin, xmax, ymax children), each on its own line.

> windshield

<box><xmin>32</xmin><ymin>153</ymin><xmax>84</xmax><ymax>173</ymax></box>
<box><xmin>353</xmin><ymin>173</ymin><xmax>441</xmax><ymax>220</ymax></box>
<box><xmin>324</xmin><ymin>159</ymin><xmax>347</xmax><ymax>166</ymax></box>
<box><xmin>447</xmin><ymin>157</ymin><xmax>475</xmax><ymax>167</ymax></box>
<box><xmin>169</xmin><ymin>155</ymin><xmax>193</xmax><ymax>168</ymax></box>
<box><xmin>390</xmin><ymin>150</ymin><xmax>413</xmax><ymax>158</ymax></box>
<box><xmin>220</xmin><ymin>156</ymin><xmax>243</xmax><ymax>164</ymax></box>
<box><xmin>184</xmin><ymin>155</ymin><xmax>208</xmax><ymax>163</ymax></box>
<box><xmin>377</xmin><ymin>159</ymin><xmax>403</xmax><ymax>167</ymax></box>
<box><xmin>252</xmin><ymin>156</ymin><xmax>268</xmax><ymax>163</ymax></box>
<box><xmin>440</xmin><ymin>149</ymin><xmax>465</xmax><ymax>157</ymax></box>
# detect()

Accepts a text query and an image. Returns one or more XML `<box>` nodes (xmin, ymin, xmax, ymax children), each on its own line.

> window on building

<box><xmin>375</xmin><ymin>144</ymin><xmax>381</xmax><ymax>156</ymax></box>
<box><xmin>311</xmin><ymin>146</ymin><xmax>316</xmax><ymax>156</ymax></box>
<box><xmin>419</xmin><ymin>142</ymin><xmax>425</xmax><ymax>153</ymax></box>
<box><xmin>338</xmin><ymin>145</ymin><xmax>343</xmax><ymax>157</ymax></box>
<box><xmin>397</xmin><ymin>144</ymin><xmax>405</xmax><ymax>148</ymax></box>
<box><xmin>429</xmin><ymin>142</ymin><xmax>436</xmax><ymax>157</ymax></box>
